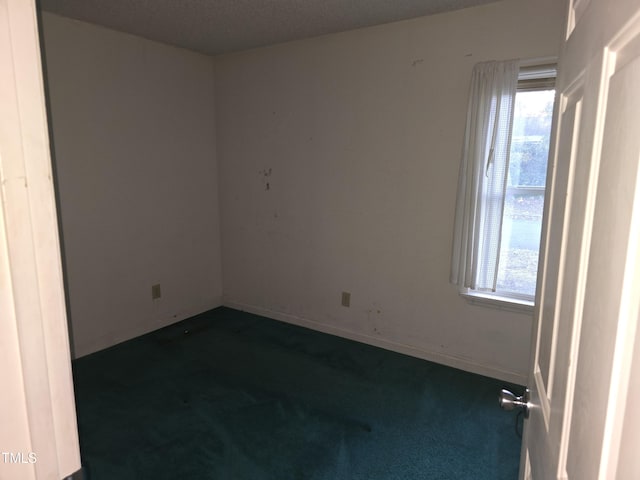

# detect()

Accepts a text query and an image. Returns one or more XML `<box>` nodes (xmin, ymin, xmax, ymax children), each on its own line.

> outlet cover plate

<box><xmin>341</xmin><ymin>291</ymin><xmax>351</xmax><ymax>307</ymax></box>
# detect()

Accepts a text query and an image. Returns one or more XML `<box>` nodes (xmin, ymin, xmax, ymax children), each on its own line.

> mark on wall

<box><xmin>366</xmin><ymin>305</ymin><xmax>383</xmax><ymax>335</ymax></box>
<box><xmin>259</xmin><ymin>168</ymin><xmax>272</xmax><ymax>191</ymax></box>
<box><xmin>411</xmin><ymin>58</ymin><xmax>424</xmax><ymax>67</ymax></box>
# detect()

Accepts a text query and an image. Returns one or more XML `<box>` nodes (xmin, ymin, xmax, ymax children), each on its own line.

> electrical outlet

<box><xmin>341</xmin><ymin>291</ymin><xmax>351</xmax><ymax>307</ymax></box>
<box><xmin>151</xmin><ymin>284</ymin><xmax>161</xmax><ymax>300</ymax></box>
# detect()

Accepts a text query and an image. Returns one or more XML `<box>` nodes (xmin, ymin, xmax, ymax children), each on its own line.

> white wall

<box><xmin>42</xmin><ymin>13</ymin><xmax>223</xmax><ymax>357</ymax></box>
<box><xmin>214</xmin><ymin>0</ymin><xmax>566</xmax><ymax>383</ymax></box>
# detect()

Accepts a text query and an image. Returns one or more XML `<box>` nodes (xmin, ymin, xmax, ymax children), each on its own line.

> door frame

<box><xmin>0</xmin><ymin>0</ymin><xmax>81</xmax><ymax>478</ymax></box>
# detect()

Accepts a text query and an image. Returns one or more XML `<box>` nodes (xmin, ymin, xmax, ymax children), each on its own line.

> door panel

<box><xmin>525</xmin><ymin>66</ymin><xmax>593</xmax><ymax>479</ymax></box>
<box><xmin>615</xmin><ymin>308</ymin><xmax>640</xmax><ymax>479</ymax></box>
<box><xmin>536</xmin><ymin>84</ymin><xmax>582</xmax><ymax>411</ymax></box>
<box><xmin>546</xmin><ymin>85</ymin><xmax>587</xmax><ymax>473</ymax></box>
<box><xmin>524</xmin><ymin>0</ymin><xmax>640</xmax><ymax>478</ymax></box>
<box><xmin>567</xmin><ymin>44</ymin><xmax>640</xmax><ymax>480</ymax></box>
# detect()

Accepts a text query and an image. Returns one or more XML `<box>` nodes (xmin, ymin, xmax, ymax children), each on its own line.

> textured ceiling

<box><xmin>40</xmin><ymin>0</ymin><xmax>498</xmax><ymax>56</ymax></box>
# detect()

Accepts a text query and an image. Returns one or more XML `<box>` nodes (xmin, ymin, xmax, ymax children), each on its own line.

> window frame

<box><xmin>460</xmin><ymin>63</ymin><xmax>557</xmax><ymax>313</ymax></box>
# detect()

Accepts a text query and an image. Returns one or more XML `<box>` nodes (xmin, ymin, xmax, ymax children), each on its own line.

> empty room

<box><xmin>3</xmin><ymin>0</ymin><xmax>640</xmax><ymax>479</ymax></box>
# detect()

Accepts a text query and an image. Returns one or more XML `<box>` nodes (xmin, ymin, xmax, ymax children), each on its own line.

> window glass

<box><xmin>496</xmin><ymin>89</ymin><xmax>555</xmax><ymax>298</ymax></box>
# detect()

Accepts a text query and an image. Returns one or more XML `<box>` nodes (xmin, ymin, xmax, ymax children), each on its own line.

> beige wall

<box><xmin>214</xmin><ymin>0</ymin><xmax>566</xmax><ymax>383</ymax></box>
<box><xmin>41</xmin><ymin>0</ymin><xmax>566</xmax><ymax>381</ymax></box>
<box><xmin>42</xmin><ymin>13</ymin><xmax>222</xmax><ymax>357</ymax></box>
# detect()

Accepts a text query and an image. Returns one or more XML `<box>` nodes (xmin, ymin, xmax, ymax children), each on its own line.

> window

<box><xmin>497</xmin><ymin>81</ymin><xmax>555</xmax><ymax>301</ymax></box>
<box><xmin>450</xmin><ymin>60</ymin><xmax>556</xmax><ymax>309</ymax></box>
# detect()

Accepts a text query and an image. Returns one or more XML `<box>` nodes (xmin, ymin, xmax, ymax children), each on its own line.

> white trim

<box><xmin>518</xmin><ymin>66</ymin><xmax>558</xmax><ymax>81</ymax></box>
<box><xmin>73</xmin><ymin>298</ymin><xmax>223</xmax><ymax>358</ymax></box>
<box><xmin>460</xmin><ymin>290</ymin><xmax>535</xmax><ymax>314</ymax></box>
<box><xmin>519</xmin><ymin>56</ymin><xmax>559</xmax><ymax>68</ymax></box>
<box><xmin>0</xmin><ymin>0</ymin><xmax>81</xmax><ymax>478</ymax></box>
<box><xmin>506</xmin><ymin>185</ymin><xmax>545</xmax><ymax>195</ymax></box>
<box><xmin>223</xmin><ymin>300</ymin><xmax>528</xmax><ymax>385</ymax></box>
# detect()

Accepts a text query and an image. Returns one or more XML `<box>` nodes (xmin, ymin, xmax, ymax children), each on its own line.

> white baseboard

<box><xmin>223</xmin><ymin>300</ymin><xmax>527</xmax><ymax>385</ymax></box>
<box><xmin>72</xmin><ymin>297</ymin><xmax>223</xmax><ymax>358</ymax></box>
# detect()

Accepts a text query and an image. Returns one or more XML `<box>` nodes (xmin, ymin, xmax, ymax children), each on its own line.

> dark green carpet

<box><xmin>73</xmin><ymin>307</ymin><xmax>522</xmax><ymax>479</ymax></box>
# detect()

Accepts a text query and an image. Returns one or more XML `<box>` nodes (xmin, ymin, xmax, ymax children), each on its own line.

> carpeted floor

<box><xmin>72</xmin><ymin>307</ymin><xmax>522</xmax><ymax>479</ymax></box>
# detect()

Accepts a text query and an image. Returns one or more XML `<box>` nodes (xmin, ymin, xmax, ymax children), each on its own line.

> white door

<box><xmin>521</xmin><ymin>0</ymin><xmax>640</xmax><ymax>478</ymax></box>
<box><xmin>0</xmin><ymin>0</ymin><xmax>82</xmax><ymax>479</ymax></box>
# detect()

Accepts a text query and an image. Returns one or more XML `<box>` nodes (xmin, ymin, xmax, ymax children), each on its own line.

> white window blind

<box><xmin>450</xmin><ymin>59</ymin><xmax>520</xmax><ymax>291</ymax></box>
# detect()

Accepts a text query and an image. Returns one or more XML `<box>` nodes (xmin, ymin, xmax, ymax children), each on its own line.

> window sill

<box><xmin>459</xmin><ymin>290</ymin><xmax>534</xmax><ymax>314</ymax></box>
